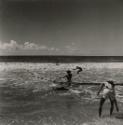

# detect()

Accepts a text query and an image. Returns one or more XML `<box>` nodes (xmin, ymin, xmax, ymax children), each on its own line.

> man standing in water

<box><xmin>97</xmin><ymin>80</ymin><xmax>119</xmax><ymax>117</ymax></box>
<box><xmin>73</xmin><ymin>66</ymin><xmax>83</xmax><ymax>74</ymax></box>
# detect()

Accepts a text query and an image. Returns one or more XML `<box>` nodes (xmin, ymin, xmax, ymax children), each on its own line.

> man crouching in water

<box><xmin>97</xmin><ymin>80</ymin><xmax>119</xmax><ymax>117</ymax></box>
<box><xmin>63</xmin><ymin>70</ymin><xmax>72</xmax><ymax>87</ymax></box>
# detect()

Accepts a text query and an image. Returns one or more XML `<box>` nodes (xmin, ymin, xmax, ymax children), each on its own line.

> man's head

<box><xmin>66</xmin><ymin>70</ymin><xmax>71</xmax><ymax>74</ymax></box>
<box><xmin>107</xmin><ymin>80</ymin><xmax>115</xmax><ymax>87</ymax></box>
<box><xmin>107</xmin><ymin>80</ymin><xmax>113</xmax><ymax>83</ymax></box>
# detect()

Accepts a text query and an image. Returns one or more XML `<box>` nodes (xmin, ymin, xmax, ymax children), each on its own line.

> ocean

<box><xmin>0</xmin><ymin>62</ymin><xmax>123</xmax><ymax>125</ymax></box>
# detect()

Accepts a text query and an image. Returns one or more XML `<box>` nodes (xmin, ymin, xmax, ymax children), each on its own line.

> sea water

<box><xmin>0</xmin><ymin>62</ymin><xmax>123</xmax><ymax>125</ymax></box>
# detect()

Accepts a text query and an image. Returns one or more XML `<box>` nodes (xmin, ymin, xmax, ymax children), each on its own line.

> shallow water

<box><xmin>0</xmin><ymin>62</ymin><xmax>123</xmax><ymax>125</ymax></box>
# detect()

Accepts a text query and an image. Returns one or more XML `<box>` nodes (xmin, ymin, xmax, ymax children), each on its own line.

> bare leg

<box><xmin>109</xmin><ymin>98</ymin><xmax>114</xmax><ymax>116</ymax></box>
<box><xmin>99</xmin><ymin>98</ymin><xmax>105</xmax><ymax>117</ymax></box>
<box><xmin>114</xmin><ymin>98</ymin><xmax>119</xmax><ymax>112</ymax></box>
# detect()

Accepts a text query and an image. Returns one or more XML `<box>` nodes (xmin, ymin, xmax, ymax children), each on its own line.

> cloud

<box><xmin>0</xmin><ymin>40</ymin><xmax>81</xmax><ymax>55</ymax></box>
<box><xmin>0</xmin><ymin>40</ymin><xmax>19</xmax><ymax>50</ymax></box>
<box><xmin>23</xmin><ymin>42</ymin><xmax>48</xmax><ymax>50</ymax></box>
<box><xmin>65</xmin><ymin>42</ymin><xmax>80</xmax><ymax>53</ymax></box>
<box><xmin>0</xmin><ymin>40</ymin><xmax>58</xmax><ymax>52</ymax></box>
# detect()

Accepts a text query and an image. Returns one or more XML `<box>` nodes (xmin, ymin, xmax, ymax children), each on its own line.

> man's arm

<box><xmin>72</xmin><ymin>68</ymin><xmax>77</xmax><ymax>70</ymax></box>
<box><xmin>97</xmin><ymin>83</ymin><xmax>104</xmax><ymax>95</ymax></box>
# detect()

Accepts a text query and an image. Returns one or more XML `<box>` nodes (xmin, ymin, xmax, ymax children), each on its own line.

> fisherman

<box><xmin>97</xmin><ymin>80</ymin><xmax>119</xmax><ymax>117</ymax></box>
<box><xmin>63</xmin><ymin>70</ymin><xmax>72</xmax><ymax>87</ymax></box>
<box><xmin>73</xmin><ymin>66</ymin><xmax>83</xmax><ymax>74</ymax></box>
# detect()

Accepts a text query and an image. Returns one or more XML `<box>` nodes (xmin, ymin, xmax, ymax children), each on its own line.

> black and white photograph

<box><xmin>0</xmin><ymin>0</ymin><xmax>123</xmax><ymax>125</ymax></box>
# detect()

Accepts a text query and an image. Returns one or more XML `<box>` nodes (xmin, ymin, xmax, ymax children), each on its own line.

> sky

<box><xmin>0</xmin><ymin>0</ymin><xmax>123</xmax><ymax>55</ymax></box>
